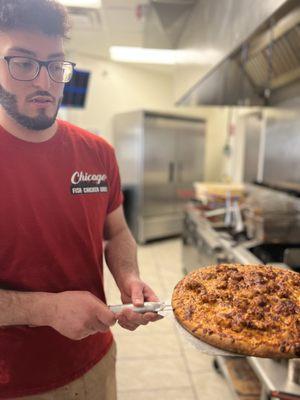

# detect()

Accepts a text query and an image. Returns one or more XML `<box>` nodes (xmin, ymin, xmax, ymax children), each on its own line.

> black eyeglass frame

<box><xmin>0</xmin><ymin>56</ymin><xmax>76</xmax><ymax>83</ymax></box>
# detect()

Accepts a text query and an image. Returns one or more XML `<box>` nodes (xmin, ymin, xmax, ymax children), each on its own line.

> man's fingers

<box><xmin>143</xmin><ymin>285</ymin><xmax>160</xmax><ymax>302</ymax></box>
<box><xmin>143</xmin><ymin>312</ymin><xmax>162</xmax><ymax>322</ymax></box>
<box><xmin>131</xmin><ymin>282</ymin><xmax>160</xmax><ymax>306</ymax></box>
<box><xmin>131</xmin><ymin>281</ymin><xmax>144</xmax><ymax>306</ymax></box>
<box><xmin>115</xmin><ymin>308</ymin><xmax>164</xmax><ymax>332</ymax></box>
<box><xmin>118</xmin><ymin>309</ymin><xmax>147</xmax><ymax>325</ymax></box>
<box><xmin>117</xmin><ymin>313</ymin><xmax>140</xmax><ymax>330</ymax></box>
<box><xmin>96</xmin><ymin>306</ymin><xmax>117</xmax><ymax>328</ymax></box>
<box><xmin>114</xmin><ymin>278</ymin><xmax>163</xmax><ymax>332</ymax></box>
<box><xmin>118</xmin><ymin>320</ymin><xmax>137</xmax><ymax>331</ymax></box>
<box><xmin>116</xmin><ymin>309</ymin><xmax>158</xmax><ymax>326</ymax></box>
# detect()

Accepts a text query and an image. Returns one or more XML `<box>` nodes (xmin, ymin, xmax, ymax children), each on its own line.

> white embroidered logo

<box><xmin>71</xmin><ymin>171</ymin><xmax>107</xmax><ymax>185</ymax></box>
<box><xmin>70</xmin><ymin>171</ymin><xmax>108</xmax><ymax>195</ymax></box>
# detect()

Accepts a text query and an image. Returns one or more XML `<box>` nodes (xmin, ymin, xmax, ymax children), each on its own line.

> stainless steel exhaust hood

<box><xmin>144</xmin><ymin>0</ymin><xmax>197</xmax><ymax>49</ymax></box>
<box><xmin>177</xmin><ymin>0</ymin><xmax>300</xmax><ymax>106</ymax></box>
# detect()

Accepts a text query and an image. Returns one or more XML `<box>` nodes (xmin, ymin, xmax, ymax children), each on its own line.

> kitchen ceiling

<box><xmin>64</xmin><ymin>0</ymin><xmax>196</xmax><ymax>73</ymax></box>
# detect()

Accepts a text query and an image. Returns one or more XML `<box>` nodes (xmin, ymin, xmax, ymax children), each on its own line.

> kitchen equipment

<box><xmin>244</xmin><ymin>185</ymin><xmax>300</xmax><ymax>244</ymax></box>
<box><xmin>242</xmin><ymin>110</ymin><xmax>300</xmax><ymax>193</ymax></box>
<box><xmin>177</xmin><ymin>0</ymin><xmax>300</xmax><ymax>107</ymax></box>
<box><xmin>288</xmin><ymin>360</ymin><xmax>300</xmax><ymax>386</ymax></box>
<box><xmin>182</xmin><ymin>204</ymin><xmax>227</xmax><ymax>273</ymax></box>
<box><xmin>182</xmin><ymin>198</ymin><xmax>300</xmax><ymax>399</ymax></box>
<box><xmin>109</xmin><ymin>301</ymin><xmax>238</xmax><ymax>357</ymax></box>
<box><xmin>284</xmin><ymin>248</ymin><xmax>300</xmax><ymax>271</ymax></box>
<box><xmin>182</xmin><ymin>203</ymin><xmax>259</xmax><ymax>274</ymax></box>
<box><xmin>114</xmin><ymin>110</ymin><xmax>205</xmax><ymax>244</ymax></box>
<box><xmin>249</xmin><ymin>358</ymin><xmax>300</xmax><ymax>399</ymax></box>
<box><xmin>194</xmin><ymin>182</ymin><xmax>245</xmax><ymax>203</ymax></box>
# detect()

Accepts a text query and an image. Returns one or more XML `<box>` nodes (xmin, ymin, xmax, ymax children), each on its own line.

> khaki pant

<box><xmin>13</xmin><ymin>341</ymin><xmax>117</xmax><ymax>400</ymax></box>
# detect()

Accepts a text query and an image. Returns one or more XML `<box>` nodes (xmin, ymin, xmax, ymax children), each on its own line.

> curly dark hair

<box><xmin>0</xmin><ymin>0</ymin><xmax>70</xmax><ymax>37</ymax></box>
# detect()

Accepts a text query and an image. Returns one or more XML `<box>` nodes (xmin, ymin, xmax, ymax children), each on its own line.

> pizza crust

<box><xmin>172</xmin><ymin>264</ymin><xmax>300</xmax><ymax>359</ymax></box>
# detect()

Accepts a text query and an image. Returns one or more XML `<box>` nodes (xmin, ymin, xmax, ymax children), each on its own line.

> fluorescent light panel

<box><xmin>58</xmin><ymin>0</ymin><xmax>101</xmax><ymax>8</ymax></box>
<box><xmin>110</xmin><ymin>46</ymin><xmax>222</xmax><ymax>66</ymax></box>
<box><xmin>110</xmin><ymin>47</ymin><xmax>176</xmax><ymax>65</ymax></box>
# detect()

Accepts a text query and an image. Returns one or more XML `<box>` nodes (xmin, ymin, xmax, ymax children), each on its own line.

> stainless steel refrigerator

<box><xmin>114</xmin><ymin>110</ymin><xmax>206</xmax><ymax>243</ymax></box>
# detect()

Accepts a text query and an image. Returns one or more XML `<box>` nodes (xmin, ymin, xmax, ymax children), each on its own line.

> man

<box><xmin>0</xmin><ymin>0</ymin><xmax>160</xmax><ymax>398</ymax></box>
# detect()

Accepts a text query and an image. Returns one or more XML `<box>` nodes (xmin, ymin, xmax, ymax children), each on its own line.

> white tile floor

<box><xmin>104</xmin><ymin>238</ymin><xmax>233</xmax><ymax>400</ymax></box>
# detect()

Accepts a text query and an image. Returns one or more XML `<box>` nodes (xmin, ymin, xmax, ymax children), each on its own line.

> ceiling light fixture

<box><xmin>110</xmin><ymin>47</ymin><xmax>176</xmax><ymax>65</ymax></box>
<box><xmin>58</xmin><ymin>0</ymin><xmax>101</xmax><ymax>8</ymax></box>
<box><xmin>110</xmin><ymin>46</ymin><xmax>222</xmax><ymax>66</ymax></box>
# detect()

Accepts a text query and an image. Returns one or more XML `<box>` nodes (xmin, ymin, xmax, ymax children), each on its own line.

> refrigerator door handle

<box><xmin>169</xmin><ymin>162</ymin><xmax>175</xmax><ymax>182</ymax></box>
<box><xmin>177</xmin><ymin>161</ymin><xmax>183</xmax><ymax>182</ymax></box>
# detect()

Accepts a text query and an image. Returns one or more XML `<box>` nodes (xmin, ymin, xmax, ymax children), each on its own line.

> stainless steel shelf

<box><xmin>249</xmin><ymin>358</ymin><xmax>300</xmax><ymax>397</ymax></box>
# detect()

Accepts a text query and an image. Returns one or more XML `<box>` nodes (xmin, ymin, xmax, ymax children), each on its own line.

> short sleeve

<box><xmin>106</xmin><ymin>148</ymin><xmax>124</xmax><ymax>215</ymax></box>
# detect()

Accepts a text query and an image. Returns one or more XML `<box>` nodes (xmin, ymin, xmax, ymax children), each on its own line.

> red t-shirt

<box><xmin>0</xmin><ymin>120</ymin><xmax>123</xmax><ymax>398</ymax></box>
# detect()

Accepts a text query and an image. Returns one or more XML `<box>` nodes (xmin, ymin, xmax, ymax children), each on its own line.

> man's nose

<box><xmin>32</xmin><ymin>65</ymin><xmax>51</xmax><ymax>90</ymax></box>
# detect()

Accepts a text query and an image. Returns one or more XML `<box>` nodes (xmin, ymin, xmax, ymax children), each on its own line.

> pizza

<box><xmin>172</xmin><ymin>264</ymin><xmax>300</xmax><ymax>358</ymax></box>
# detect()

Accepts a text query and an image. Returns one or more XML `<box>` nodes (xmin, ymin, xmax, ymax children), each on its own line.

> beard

<box><xmin>0</xmin><ymin>84</ymin><xmax>62</xmax><ymax>131</ymax></box>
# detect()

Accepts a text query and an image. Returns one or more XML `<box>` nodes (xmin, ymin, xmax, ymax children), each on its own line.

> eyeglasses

<box><xmin>0</xmin><ymin>56</ymin><xmax>76</xmax><ymax>83</ymax></box>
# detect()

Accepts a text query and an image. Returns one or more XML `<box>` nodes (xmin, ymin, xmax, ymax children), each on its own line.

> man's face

<box><xmin>0</xmin><ymin>30</ymin><xmax>65</xmax><ymax>131</ymax></box>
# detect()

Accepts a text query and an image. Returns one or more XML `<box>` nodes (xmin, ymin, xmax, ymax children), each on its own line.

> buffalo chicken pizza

<box><xmin>172</xmin><ymin>264</ymin><xmax>300</xmax><ymax>358</ymax></box>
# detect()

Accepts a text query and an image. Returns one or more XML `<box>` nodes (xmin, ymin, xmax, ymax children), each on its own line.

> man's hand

<box><xmin>116</xmin><ymin>278</ymin><xmax>162</xmax><ymax>331</ymax></box>
<box><xmin>46</xmin><ymin>291</ymin><xmax>116</xmax><ymax>340</ymax></box>
<box><xmin>104</xmin><ymin>207</ymin><xmax>162</xmax><ymax>331</ymax></box>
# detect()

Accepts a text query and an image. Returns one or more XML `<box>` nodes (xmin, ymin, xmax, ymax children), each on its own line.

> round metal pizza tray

<box><xmin>173</xmin><ymin>317</ymin><xmax>242</xmax><ymax>357</ymax></box>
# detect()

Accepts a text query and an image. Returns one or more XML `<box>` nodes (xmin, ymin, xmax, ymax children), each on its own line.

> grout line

<box><xmin>117</xmin><ymin>385</ymin><xmax>192</xmax><ymax>393</ymax></box>
<box><xmin>117</xmin><ymin>354</ymin><xmax>186</xmax><ymax>362</ymax></box>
